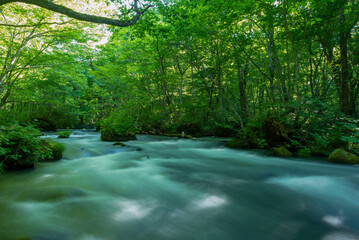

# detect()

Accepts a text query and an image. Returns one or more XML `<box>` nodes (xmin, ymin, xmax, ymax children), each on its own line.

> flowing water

<box><xmin>1</xmin><ymin>132</ymin><xmax>359</xmax><ymax>240</ymax></box>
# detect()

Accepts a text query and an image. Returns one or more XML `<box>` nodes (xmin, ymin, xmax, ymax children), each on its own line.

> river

<box><xmin>0</xmin><ymin>132</ymin><xmax>359</xmax><ymax>240</ymax></box>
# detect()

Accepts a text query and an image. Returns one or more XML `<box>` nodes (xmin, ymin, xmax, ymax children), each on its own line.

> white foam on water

<box><xmin>194</xmin><ymin>195</ymin><xmax>227</xmax><ymax>209</ymax></box>
<box><xmin>113</xmin><ymin>200</ymin><xmax>155</xmax><ymax>221</ymax></box>
<box><xmin>35</xmin><ymin>174</ymin><xmax>55</xmax><ymax>183</ymax></box>
<box><xmin>42</xmin><ymin>174</ymin><xmax>53</xmax><ymax>178</ymax></box>
<box><xmin>267</xmin><ymin>175</ymin><xmax>333</xmax><ymax>190</ymax></box>
<box><xmin>323</xmin><ymin>215</ymin><xmax>344</xmax><ymax>227</ymax></box>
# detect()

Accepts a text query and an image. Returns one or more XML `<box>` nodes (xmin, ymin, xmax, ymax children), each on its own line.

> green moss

<box><xmin>48</xmin><ymin>141</ymin><xmax>64</xmax><ymax>160</ymax></box>
<box><xmin>328</xmin><ymin>149</ymin><xmax>359</xmax><ymax>164</ymax></box>
<box><xmin>113</xmin><ymin>142</ymin><xmax>127</xmax><ymax>146</ymax></box>
<box><xmin>39</xmin><ymin>139</ymin><xmax>64</xmax><ymax>161</ymax></box>
<box><xmin>271</xmin><ymin>147</ymin><xmax>292</xmax><ymax>157</ymax></box>
<box><xmin>100</xmin><ymin>129</ymin><xmax>137</xmax><ymax>141</ymax></box>
<box><xmin>100</xmin><ymin>112</ymin><xmax>138</xmax><ymax>141</ymax></box>
<box><xmin>57</xmin><ymin>130</ymin><xmax>71</xmax><ymax>138</ymax></box>
<box><xmin>0</xmin><ymin>124</ymin><xmax>46</xmax><ymax>170</ymax></box>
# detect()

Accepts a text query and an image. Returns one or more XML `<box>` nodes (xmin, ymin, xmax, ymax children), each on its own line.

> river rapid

<box><xmin>1</xmin><ymin>132</ymin><xmax>359</xmax><ymax>240</ymax></box>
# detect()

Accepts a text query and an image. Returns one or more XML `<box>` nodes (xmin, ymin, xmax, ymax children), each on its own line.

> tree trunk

<box><xmin>338</xmin><ymin>8</ymin><xmax>353</xmax><ymax>116</ymax></box>
<box><xmin>235</xmin><ymin>56</ymin><xmax>249</xmax><ymax>120</ymax></box>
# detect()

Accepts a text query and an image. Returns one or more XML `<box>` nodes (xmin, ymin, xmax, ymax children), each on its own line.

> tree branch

<box><xmin>0</xmin><ymin>0</ymin><xmax>151</xmax><ymax>27</ymax></box>
<box><xmin>0</xmin><ymin>20</ymin><xmax>73</xmax><ymax>27</ymax></box>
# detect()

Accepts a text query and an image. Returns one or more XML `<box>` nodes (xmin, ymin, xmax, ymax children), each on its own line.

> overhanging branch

<box><xmin>0</xmin><ymin>20</ymin><xmax>73</xmax><ymax>27</ymax></box>
<box><xmin>0</xmin><ymin>0</ymin><xmax>151</xmax><ymax>27</ymax></box>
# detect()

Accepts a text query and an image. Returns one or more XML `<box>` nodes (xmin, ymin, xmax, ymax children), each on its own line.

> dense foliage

<box><xmin>0</xmin><ymin>125</ymin><xmax>64</xmax><ymax>170</ymax></box>
<box><xmin>0</xmin><ymin>125</ymin><xmax>46</xmax><ymax>170</ymax></box>
<box><xmin>57</xmin><ymin>130</ymin><xmax>72</xmax><ymax>138</ymax></box>
<box><xmin>0</xmin><ymin>0</ymin><xmax>358</xmax><ymax>164</ymax></box>
<box><xmin>100</xmin><ymin>112</ymin><xmax>138</xmax><ymax>141</ymax></box>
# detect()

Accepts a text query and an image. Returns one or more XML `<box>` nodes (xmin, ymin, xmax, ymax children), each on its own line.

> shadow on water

<box><xmin>1</xmin><ymin>133</ymin><xmax>359</xmax><ymax>240</ymax></box>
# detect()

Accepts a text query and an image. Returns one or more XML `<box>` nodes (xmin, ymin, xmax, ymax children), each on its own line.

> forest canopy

<box><xmin>0</xmin><ymin>0</ymin><xmax>151</xmax><ymax>26</ymax></box>
<box><xmin>0</xmin><ymin>0</ymin><xmax>358</xmax><ymax>166</ymax></box>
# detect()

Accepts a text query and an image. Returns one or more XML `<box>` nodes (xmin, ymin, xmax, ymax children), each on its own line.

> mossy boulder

<box><xmin>101</xmin><ymin>129</ymin><xmax>137</xmax><ymax>142</ymax></box>
<box><xmin>225</xmin><ymin>138</ymin><xmax>251</xmax><ymax>149</ymax></box>
<box><xmin>57</xmin><ymin>130</ymin><xmax>71</xmax><ymax>138</ymax></box>
<box><xmin>39</xmin><ymin>139</ymin><xmax>64</xmax><ymax>161</ymax></box>
<box><xmin>100</xmin><ymin>112</ymin><xmax>138</xmax><ymax>141</ymax></box>
<box><xmin>113</xmin><ymin>142</ymin><xmax>127</xmax><ymax>146</ymax></box>
<box><xmin>47</xmin><ymin>141</ymin><xmax>64</xmax><ymax>161</ymax></box>
<box><xmin>328</xmin><ymin>149</ymin><xmax>359</xmax><ymax>164</ymax></box>
<box><xmin>271</xmin><ymin>147</ymin><xmax>292</xmax><ymax>157</ymax></box>
<box><xmin>0</xmin><ymin>125</ymin><xmax>44</xmax><ymax>170</ymax></box>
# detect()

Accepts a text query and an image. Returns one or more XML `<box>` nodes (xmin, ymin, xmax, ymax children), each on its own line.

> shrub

<box><xmin>297</xmin><ymin>147</ymin><xmax>312</xmax><ymax>158</ymax></box>
<box><xmin>39</xmin><ymin>139</ymin><xmax>64</xmax><ymax>161</ymax></box>
<box><xmin>100</xmin><ymin>112</ymin><xmax>138</xmax><ymax>141</ymax></box>
<box><xmin>0</xmin><ymin>125</ymin><xmax>51</xmax><ymax>170</ymax></box>
<box><xmin>163</xmin><ymin>123</ymin><xmax>179</xmax><ymax>134</ymax></box>
<box><xmin>57</xmin><ymin>130</ymin><xmax>71</xmax><ymax>138</ymax></box>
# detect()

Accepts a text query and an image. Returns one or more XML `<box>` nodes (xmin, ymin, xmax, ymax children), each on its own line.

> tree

<box><xmin>0</xmin><ymin>3</ymin><xmax>98</xmax><ymax>127</ymax></box>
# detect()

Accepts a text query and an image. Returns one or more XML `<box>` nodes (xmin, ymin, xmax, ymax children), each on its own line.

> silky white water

<box><xmin>1</xmin><ymin>132</ymin><xmax>359</xmax><ymax>240</ymax></box>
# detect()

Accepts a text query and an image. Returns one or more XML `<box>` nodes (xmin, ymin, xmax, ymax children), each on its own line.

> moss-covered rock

<box><xmin>113</xmin><ymin>142</ymin><xmax>127</xmax><ymax>146</ymax></box>
<box><xmin>39</xmin><ymin>139</ymin><xmax>64</xmax><ymax>161</ymax></box>
<box><xmin>271</xmin><ymin>147</ymin><xmax>292</xmax><ymax>157</ymax></box>
<box><xmin>101</xmin><ymin>129</ymin><xmax>136</xmax><ymax>142</ymax></box>
<box><xmin>57</xmin><ymin>130</ymin><xmax>71</xmax><ymax>138</ymax></box>
<box><xmin>0</xmin><ymin>125</ymin><xmax>45</xmax><ymax>170</ymax></box>
<box><xmin>48</xmin><ymin>141</ymin><xmax>64</xmax><ymax>161</ymax></box>
<box><xmin>225</xmin><ymin>138</ymin><xmax>251</xmax><ymax>149</ymax></box>
<box><xmin>328</xmin><ymin>149</ymin><xmax>359</xmax><ymax>164</ymax></box>
<box><xmin>39</xmin><ymin>140</ymin><xmax>63</xmax><ymax>161</ymax></box>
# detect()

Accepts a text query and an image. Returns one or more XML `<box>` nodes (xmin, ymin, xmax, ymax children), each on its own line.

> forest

<box><xmin>1</xmin><ymin>1</ymin><xmax>359</xmax><ymax>240</ymax></box>
<box><xmin>0</xmin><ymin>0</ymin><xmax>358</xmax><ymax>168</ymax></box>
